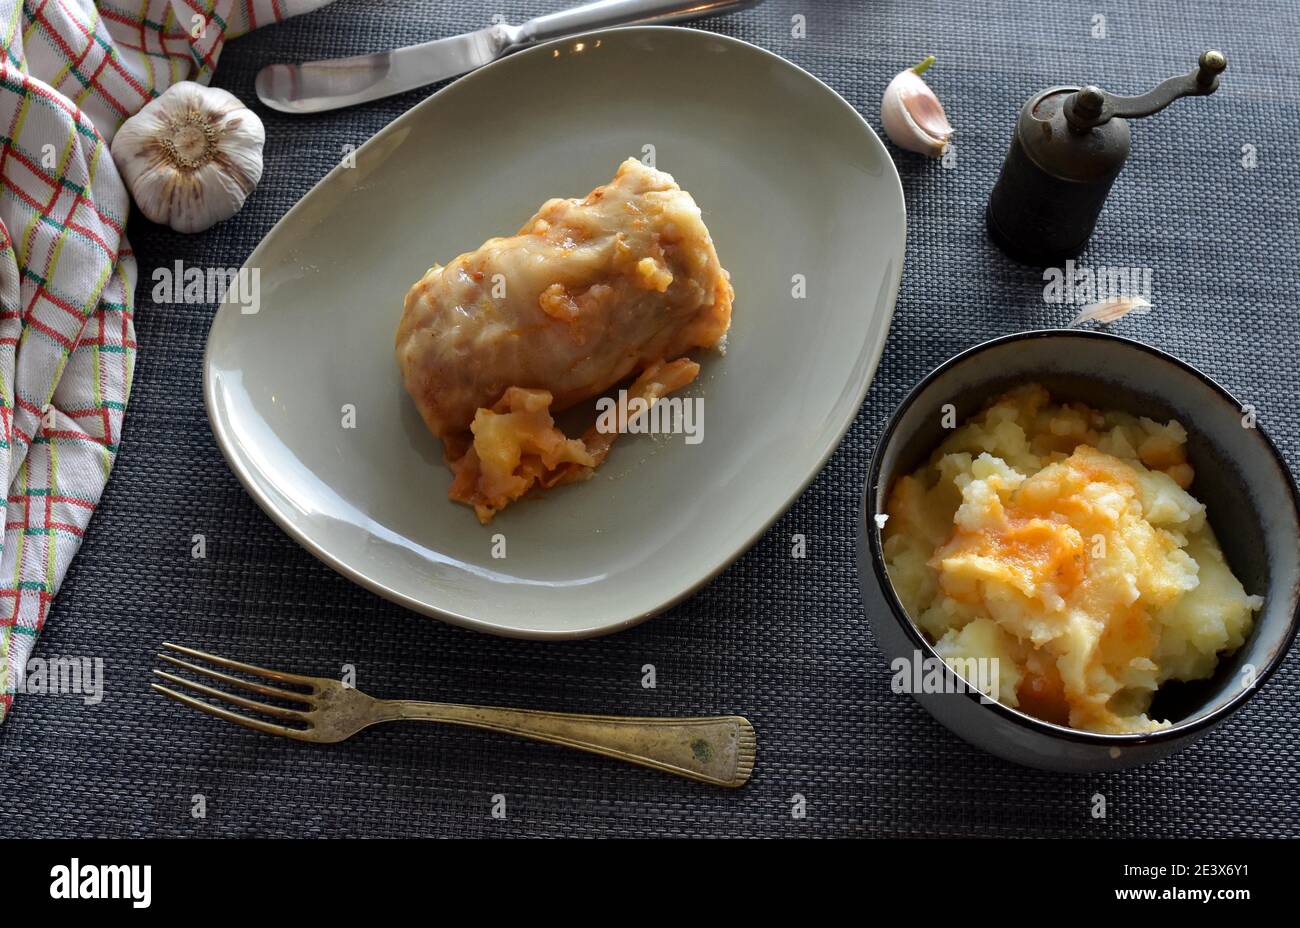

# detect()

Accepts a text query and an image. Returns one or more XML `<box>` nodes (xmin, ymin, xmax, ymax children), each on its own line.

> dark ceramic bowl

<box><xmin>858</xmin><ymin>330</ymin><xmax>1300</xmax><ymax>771</ymax></box>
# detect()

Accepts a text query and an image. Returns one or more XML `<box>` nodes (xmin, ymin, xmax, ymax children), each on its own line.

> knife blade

<box><xmin>255</xmin><ymin>25</ymin><xmax>513</xmax><ymax>115</ymax></box>
<box><xmin>255</xmin><ymin>0</ymin><xmax>765</xmax><ymax>114</ymax></box>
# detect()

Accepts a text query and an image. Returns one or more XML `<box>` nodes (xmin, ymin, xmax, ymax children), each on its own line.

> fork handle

<box><xmin>379</xmin><ymin>701</ymin><xmax>755</xmax><ymax>788</ymax></box>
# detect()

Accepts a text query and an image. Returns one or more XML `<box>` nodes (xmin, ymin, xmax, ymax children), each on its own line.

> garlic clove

<box><xmin>111</xmin><ymin>81</ymin><xmax>265</xmax><ymax>234</ymax></box>
<box><xmin>1069</xmin><ymin>295</ymin><xmax>1153</xmax><ymax>326</ymax></box>
<box><xmin>881</xmin><ymin>56</ymin><xmax>954</xmax><ymax>157</ymax></box>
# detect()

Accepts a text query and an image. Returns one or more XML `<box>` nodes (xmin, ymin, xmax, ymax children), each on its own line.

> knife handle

<box><xmin>518</xmin><ymin>0</ymin><xmax>764</xmax><ymax>45</ymax></box>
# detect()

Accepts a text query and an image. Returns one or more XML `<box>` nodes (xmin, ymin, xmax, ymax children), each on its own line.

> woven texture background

<box><xmin>2</xmin><ymin>0</ymin><xmax>1297</xmax><ymax>837</ymax></box>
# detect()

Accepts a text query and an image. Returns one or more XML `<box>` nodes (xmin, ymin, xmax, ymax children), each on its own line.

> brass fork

<box><xmin>151</xmin><ymin>642</ymin><xmax>755</xmax><ymax>788</ymax></box>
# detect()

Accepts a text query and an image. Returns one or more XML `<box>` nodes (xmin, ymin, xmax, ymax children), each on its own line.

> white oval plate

<box><xmin>205</xmin><ymin>26</ymin><xmax>905</xmax><ymax>638</ymax></box>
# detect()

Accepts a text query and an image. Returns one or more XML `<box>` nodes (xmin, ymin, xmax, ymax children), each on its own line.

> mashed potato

<box><xmin>883</xmin><ymin>384</ymin><xmax>1261</xmax><ymax>733</ymax></box>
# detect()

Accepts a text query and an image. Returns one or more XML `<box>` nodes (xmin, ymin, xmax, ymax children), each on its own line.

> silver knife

<box><xmin>256</xmin><ymin>0</ymin><xmax>765</xmax><ymax>114</ymax></box>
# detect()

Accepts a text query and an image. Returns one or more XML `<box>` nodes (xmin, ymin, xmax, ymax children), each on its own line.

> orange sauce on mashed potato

<box><xmin>883</xmin><ymin>384</ymin><xmax>1262</xmax><ymax>733</ymax></box>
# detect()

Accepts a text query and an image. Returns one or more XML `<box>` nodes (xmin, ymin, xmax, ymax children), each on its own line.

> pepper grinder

<box><xmin>986</xmin><ymin>50</ymin><xmax>1227</xmax><ymax>265</ymax></box>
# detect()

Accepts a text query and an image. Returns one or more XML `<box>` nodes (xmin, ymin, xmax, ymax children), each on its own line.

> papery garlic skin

<box><xmin>1069</xmin><ymin>295</ymin><xmax>1153</xmax><ymax>326</ymax></box>
<box><xmin>111</xmin><ymin>81</ymin><xmax>265</xmax><ymax>234</ymax></box>
<box><xmin>881</xmin><ymin>58</ymin><xmax>954</xmax><ymax>157</ymax></box>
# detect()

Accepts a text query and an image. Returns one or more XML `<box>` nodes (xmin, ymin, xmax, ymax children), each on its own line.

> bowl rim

<box><xmin>861</xmin><ymin>327</ymin><xmax>1300</xmax><ymax>745</ymax></box>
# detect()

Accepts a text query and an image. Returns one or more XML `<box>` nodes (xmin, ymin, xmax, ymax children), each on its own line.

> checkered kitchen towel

<box><xmin>0</xmin><ymin>0</ymin><xmax>333</xmax><ymax>723</ymax></box>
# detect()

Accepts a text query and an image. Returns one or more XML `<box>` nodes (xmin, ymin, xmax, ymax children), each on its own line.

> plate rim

<box><xmin>203</xmin><ymin>24</ymin><xmax>907</xmax><ymax>639</ymax></box>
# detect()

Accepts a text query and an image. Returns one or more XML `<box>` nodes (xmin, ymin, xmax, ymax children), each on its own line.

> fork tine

<box><xmin>151</xmin><ymin>683</ymin><xmax>314</xmax><ymax>740</ymax></box>
<box><xmin>157</xmin><ymin>653</ymin><xmax>313</xmax><ymax>705</ymax></box>
<box><xmin>152</xmin><ymin>670</ymin><xmax>312</xmax><ymax>722</ymax></box>
<box><xmin>160</xmin><ymin>642</ymin><xmax>319</xmax><ymax>688</ymax></box>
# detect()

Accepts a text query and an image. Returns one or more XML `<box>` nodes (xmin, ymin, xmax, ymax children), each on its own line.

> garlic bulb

<box><xmin>111</xmin><ymin>81</ymin><xmax>264</xmax><ymax>234</ymax></box>
<box><xmin>880</xmin><ymin>56</ymin><xmax>954</xmax><ymax>157</ymax></box>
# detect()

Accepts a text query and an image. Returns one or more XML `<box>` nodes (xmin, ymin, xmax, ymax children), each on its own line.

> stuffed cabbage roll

<box><xmin>395</xmin><ymin>158</ymin><xmax>733</xmax><ymax>522</ymax></box>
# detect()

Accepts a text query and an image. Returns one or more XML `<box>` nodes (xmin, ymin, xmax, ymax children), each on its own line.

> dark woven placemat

<box><xmin>1</xmin><ymin>0</ymin><xmax>1297</xmax><ymax>838</ymax></box>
